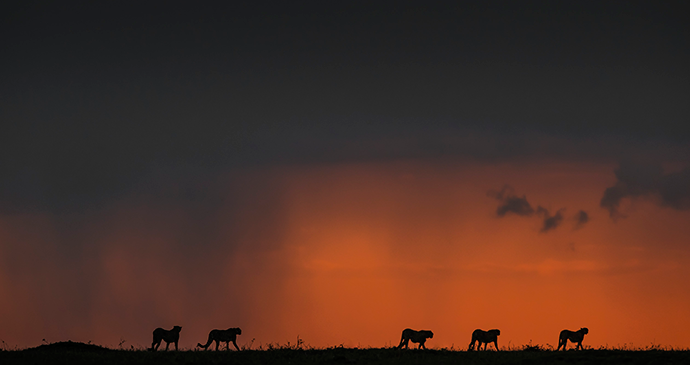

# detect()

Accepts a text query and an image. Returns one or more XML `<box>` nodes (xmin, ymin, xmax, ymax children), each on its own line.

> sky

<box><xmin>1</xmin><ymin>1</ymin><xmax>689</xmax><ymax>350</ymax></box>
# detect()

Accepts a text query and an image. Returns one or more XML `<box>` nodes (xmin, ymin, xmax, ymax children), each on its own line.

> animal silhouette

<box><xmin>468</xmin><ymin>329</ymin><xmax>500</xmax><ymax>351</ymax></box>
<box><xmin>397</xmin><ymin>328</ymin><xmax>434</xmax><ymax>349</ymax></box>
<box><xmin>150</xmin><ymin>326</ymin><xmax>182</xmax><ymax>351</ymax></box>
<box><xmin>557</xmin><ymin>327</ymin><xmax>588</xmax><ymax>350</ymax></box>
<box><xmin>197</xmin><ymin>328</ymin><xmax>242</xmax><ymax>351</ymax></box>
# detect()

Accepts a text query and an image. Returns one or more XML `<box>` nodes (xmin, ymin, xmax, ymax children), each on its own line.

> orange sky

<box><xmin>1</xmin><ymin>159</ymin><xmax>690</xmax><ymax>350</ymax></box>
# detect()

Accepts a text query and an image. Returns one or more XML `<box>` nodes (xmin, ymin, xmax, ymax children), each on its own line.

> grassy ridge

<box><xmin>3</xmin><ymin>347</ymin><xmax>690</xmax><ymax>365</ymax></box>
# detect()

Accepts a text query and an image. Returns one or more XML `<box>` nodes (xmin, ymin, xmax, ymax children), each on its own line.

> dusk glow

<box><xmin>1</xmin><ymin>1</ymin><xmax>689</xmax><ymax>352</ymax></box>
<box><xmin>2</xmin><ymin>160</ymin><xmax>690</xmax><ymax>349</ymax></box>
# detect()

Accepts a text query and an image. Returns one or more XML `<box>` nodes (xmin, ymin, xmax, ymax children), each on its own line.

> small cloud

<box><xmin>537</xmin><ymin>206</ymin><xmax>564</xmax><ymax>233</ymax></box>
<box><xmin>488</xmin><ymin>185</ymin><xmax>535</xmax><ymax>217</ymax></box>
<box><xmin>488</xmin><ymin>186</ymin><xmax>565</xmax><ymax>233</ymax></box>
<box><xmin>573</xmin><ymin>210</ymin><xmax>589</xmax><ymax>230</ymax></box>
<box><xmin>600</xmin><ymin>160</ymin><xmax>690</xmax><ymax>218</ymax></box>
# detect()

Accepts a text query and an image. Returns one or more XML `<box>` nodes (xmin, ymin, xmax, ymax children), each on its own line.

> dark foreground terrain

<box><xmin>2</xmin><ymin>342</ymin><xmax>690</xmax><ymax>365</ymax></box>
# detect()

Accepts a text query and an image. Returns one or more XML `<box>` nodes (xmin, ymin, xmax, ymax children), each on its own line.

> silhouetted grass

<box><xmin>3</xmin><ymin>343</ymin><xmax>690</xmax><ymax>365</ymax></box>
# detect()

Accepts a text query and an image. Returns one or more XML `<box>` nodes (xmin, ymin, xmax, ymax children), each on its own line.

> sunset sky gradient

<box><xmin>1</xmin><ymin>1</ymin><xmax>689</xmax><ymax>350</ymax></box>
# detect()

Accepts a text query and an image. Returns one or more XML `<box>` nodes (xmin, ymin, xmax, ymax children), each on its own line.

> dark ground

<box><xmin>2</xmin><ymin>342</ymin><xmax>690</xmax><ymax>365</ymax></box>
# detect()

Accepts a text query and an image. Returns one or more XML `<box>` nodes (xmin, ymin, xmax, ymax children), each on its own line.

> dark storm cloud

<box><xmin>488</xmin><ymin>186</ymin><xmax>535</xmax><ymax>217</ymax></box>
<box><xmin>574</xmin><ymin>210</ymin><xmax>589</xmax><ymax>230</ymax></box>
<box><xmin>601</xmin><ymin>161</ymin><xmax>690</xmax><ymax>218</ymax></box>
<box><xmin>1</xmin><ymin>2</ymin><xmax>689</xmax><ymax>214</ymax></box>
<box><xmin>537</xmin><ymin>207</ymin><xmax>565</xmax><ymax>233</ymax></box>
